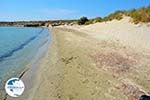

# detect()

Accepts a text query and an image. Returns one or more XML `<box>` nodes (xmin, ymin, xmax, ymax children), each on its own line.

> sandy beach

<box><xmin>66</xmin><ymin>17</ymin><xmax>150</xmax><ymax>51</ymax></box>
<box><xmin>0</xmin><ymin>1</ymin><xmax>149</xmax><ymax>100</ymax></box>
<box><xmin>9</xmin><ymin>18</ymin><xmax>150</xmax><ymax>100</ymax></box>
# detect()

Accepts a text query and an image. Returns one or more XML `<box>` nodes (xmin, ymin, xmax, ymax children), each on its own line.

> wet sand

<box><xmin>25</xmin><ymin>26</ymin><xmax>150</xmax><ymax>100</ymax></box>
<box><xmin>6</xmin><ymin>18</ymin><xmax>150</xmax><ymax>100</ymax></box>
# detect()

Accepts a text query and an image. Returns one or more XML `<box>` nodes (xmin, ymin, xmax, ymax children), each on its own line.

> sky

<box><xmin>0</xmin><ymin>0</ymin><xmax>150</xmax><ymax>21</ymax></box>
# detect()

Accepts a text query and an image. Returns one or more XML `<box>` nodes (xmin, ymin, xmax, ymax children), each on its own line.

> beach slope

<box><xmin>29</xmin><ymin>18</ymin><xmax>150</xmax><ymax>100</ymax></box>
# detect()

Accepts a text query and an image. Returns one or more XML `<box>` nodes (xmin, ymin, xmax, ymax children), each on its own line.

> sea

<box><xmin>0</xmin><ymin>26</ymin><xmax>51</xmax><ymax>99</ymax></box>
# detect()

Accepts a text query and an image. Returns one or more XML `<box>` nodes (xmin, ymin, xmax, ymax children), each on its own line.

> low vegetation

<box><xmin>77</xmin><ymin>17</ymin><xmax>89</xmax><ymax>25</ymax></box>
<box><xmin>78</xmin><ymin>6</ymin><xmax>150</xmax><ymax>25</ymax></box>
<box><xmin>0</xmin><ymin>6</ymin><xmax>149</xmax><ymax>26</ymax></box>
<box><xmin>125</xmin><ymin>7</ymin><xmax>150</xmax><ymax>24</ymax></box>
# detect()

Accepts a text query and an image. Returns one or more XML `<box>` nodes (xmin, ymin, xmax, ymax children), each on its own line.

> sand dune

<box><xmin>22</xmin><ymin>18</ymin><xmax>150</xmax><ymax>100</ymax></box>
<box><xmin>67</xmin><ymin>17</ymin><xmax>150</xmax><ymax>51</ymax></box>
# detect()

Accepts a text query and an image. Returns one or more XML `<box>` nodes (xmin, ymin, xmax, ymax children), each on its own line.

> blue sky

<box><xmin>0</xmin><ymin>0</ymin><xmax>149</xmax><ymax>21</ymax></box>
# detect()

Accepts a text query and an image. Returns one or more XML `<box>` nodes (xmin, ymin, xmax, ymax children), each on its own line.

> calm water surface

<box><xmin>0</xmin><ymin>26</ymin><xmax>51</xmax><ymax>99</ymax></box>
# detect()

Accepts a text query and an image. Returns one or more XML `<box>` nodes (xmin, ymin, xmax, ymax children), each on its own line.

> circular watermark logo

<box><xmin>5</xmin><ymin>78</ymin><xmax>25</xmax><ymax>97</ymax></box>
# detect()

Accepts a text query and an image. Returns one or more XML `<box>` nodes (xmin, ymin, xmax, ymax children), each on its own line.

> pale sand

<box><xmin>8</xmin><ymin>18</ymin><xmax>150</xmax><ymax>100</ymax></box>
<box><xmin>29</xmin><ymin>21</ymin><xmax>150</xmax><ymax>99</ymax></box>
<box><xmin>66</xmin><ymin>17</ymin><xmax>150</xmax><ymax>51</ymax></box>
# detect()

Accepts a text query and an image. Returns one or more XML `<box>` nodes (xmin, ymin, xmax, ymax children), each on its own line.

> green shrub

<box><xmin>106</xmin><ymin>11</ymin><xmax>124</xmax><ymax>21</ymax></box>
<box><xmin>76</xmin><ymin>6</ymin><xmax>150</xmax><ymax>25</ymax></box>
<box><xmin>94</xmin><ymin>17</ymin><xmax>103</xmax><ymax>23</ymax></box>
<box><xmin>78</xmin><ymin>17</ymin><xmax>89</xmax><ymax>25</ymax></box>
<box><xmin>85</xmin><ymin>20</ymin><xmax>94</xmax><ymax>25</ymax></box>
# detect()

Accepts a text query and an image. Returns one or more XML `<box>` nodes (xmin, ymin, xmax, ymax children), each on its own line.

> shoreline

<box><xmin>5</xmin><ymin>27</ymin><xmax>51</xmax><ymax>100</ymax></box>
<box><xmin>26</xmin><ymin>27</ymin><xmax>61</xmax><ymax>100</ymax></box>
<box><xmin>25</xmin><ymin>25</ymin><xmax>150</xmax><ymax>100</ymax></box>
<box><xmin>4</xmin><ymin>18</ymin><xmax>150</xmax><ymax>99</ymax></box>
